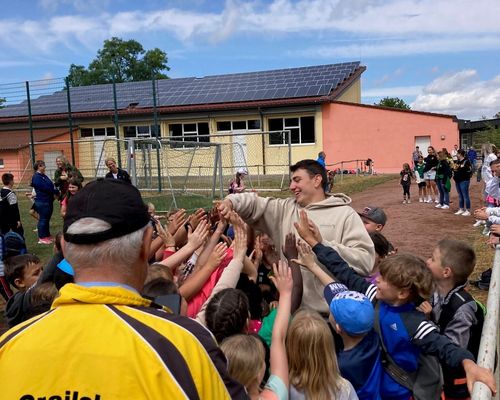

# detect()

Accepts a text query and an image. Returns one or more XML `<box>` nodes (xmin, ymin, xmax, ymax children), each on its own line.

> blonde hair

<box><xmin>220</xmin><ymin>334</ymin><xmax>265</xmax><ymax>389</ymax></box>
<box><xmin>286</xmin><ymin>310</ymin><xmax>347</xmax><ymax>399</ymax></box>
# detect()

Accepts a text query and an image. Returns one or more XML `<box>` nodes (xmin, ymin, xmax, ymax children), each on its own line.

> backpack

<box><xmin>374</xmin><ymin>302</ymin><xmax>443</xmax><ymax>400</ymax></box>
<box><xmin>437</xmin><ymin>289</ymin><xmax>486</xmax><ymax>397</ymax></box>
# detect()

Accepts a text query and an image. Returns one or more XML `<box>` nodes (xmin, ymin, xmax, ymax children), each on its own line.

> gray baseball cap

<box><xmin>358</xmin><ymin>206</ymin><xmax>387</xmax><ymax>225</ymax></box>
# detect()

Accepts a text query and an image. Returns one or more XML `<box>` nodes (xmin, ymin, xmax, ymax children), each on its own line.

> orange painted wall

<box><xmin>322</xmin><ymin>102</ymin><xmax>459</xmax><ymax>173</ymax></box>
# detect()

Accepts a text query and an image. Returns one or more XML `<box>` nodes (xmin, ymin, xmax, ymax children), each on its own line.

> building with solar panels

<box><xmin>0</xmin><ymin>61</ymin><xmax>459</xmax><ymax>185</ymax></box>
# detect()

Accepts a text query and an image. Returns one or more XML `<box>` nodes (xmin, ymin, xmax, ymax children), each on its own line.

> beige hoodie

<box><xmin>228</xmin><ymin>192</ymin><xmax>375</xmax><ymax>313</ymax></box>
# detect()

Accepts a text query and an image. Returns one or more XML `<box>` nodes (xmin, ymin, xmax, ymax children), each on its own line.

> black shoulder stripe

<box><xmin>0</xmin><ymin>309</ymin><xmax>55</xmax><ymax>349</ymax></box>
<box><xmin>131</xmin><ymin>306</ymin><xmax>248</xmax><ymax>400</ymax></box>
<box><xmin>106</xmin><ymin>305</ymin><xmax>200</xmax><ymax>400</ymax></box>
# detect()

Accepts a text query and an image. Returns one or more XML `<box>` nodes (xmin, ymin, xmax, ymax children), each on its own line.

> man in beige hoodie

<box><xmin>218</xmin><ymin>159</ymin><xmax>375</xmax><ymax>314</ymax></box>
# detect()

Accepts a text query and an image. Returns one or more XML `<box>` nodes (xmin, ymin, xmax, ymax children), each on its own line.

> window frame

<box><xmin>216</xmin><ymin>119</ymin><xmax>262</xmax><ymax>133</ymax></box>
<box><xmin>80</xmin><ymin>127</ymin><xmax>116</xmax><ymax>138</ymax></box>
<box><xmin>168</xmin><ymin>122</ymin><xmax>210</xmax><ymax>147</ymax></box>
<box><xmin>267</xmin><ymin>115</ymin><xmax>315</xmax><ymax>146</ymax></box>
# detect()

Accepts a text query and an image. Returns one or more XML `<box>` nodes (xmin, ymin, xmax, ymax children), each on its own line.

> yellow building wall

<box><xmin>336</xmin><ymin>78</ymin><xmax>361</xmax><ymax>103</ymax></box>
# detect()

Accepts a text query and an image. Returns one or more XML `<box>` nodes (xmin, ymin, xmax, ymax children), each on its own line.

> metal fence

<box><xmin>471</xmin><ymin>246</ymin><xmax>500</xmax><ymax>400</ymax></box>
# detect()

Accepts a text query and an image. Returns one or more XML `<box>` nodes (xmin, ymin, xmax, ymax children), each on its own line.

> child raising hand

<box><xmin>221</xmin><ymin>260</ymin><xmax>292</xmax><ymax>400</ymax></box>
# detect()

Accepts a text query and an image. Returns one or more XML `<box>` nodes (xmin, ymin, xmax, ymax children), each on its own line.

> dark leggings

<box><xmin>402</xmin><ymin>184</ymin><xmax>410</xmax><ymax>197</ymax></box>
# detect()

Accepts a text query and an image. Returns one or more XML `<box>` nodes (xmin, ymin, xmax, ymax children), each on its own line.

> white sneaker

<box><xmin>473</xmin><ymin>220</ymin><xmax>485</xmax><ymax>227</ymax></box>
<box><xmin>441</xmin><ymin>205</ymin><xmax>450</xmax><ymax>209</ymax></box>
<box><xmin>435</xmin><ymin>199</ymin><xmax>440</xmax><ymax>203</ymax></box>
<box><xmin>407</xmin><ymin>199</ymin><xmax>411</xmax><ymax>204</ymax></box>
<box><xmin>461</xmin><ymin>211</ymin><xmax>471</xmax><ymax>216</ymax></box>
<box><xmin>482</xmin><ymin>227</ymin><xmax>491</xmax><ymax>236</ymax></box>
<box><xmin>455</xmin><ymin>209</ymin><xmax>464</xmax><ymax>215</ymax></box>
<box><xmin>419</xmin><ymin>198</ymin><xmax>423</xmax><ymax>203</ymax></box>
<box><xmin>402</xmin><ymin>200</ymin><xmax>407</xmax><ymax>204</ymax></box>
<box><xmin>435</xmin><ymin>204</ymin><xmax>442</xmax><ymax>208</ymax></box>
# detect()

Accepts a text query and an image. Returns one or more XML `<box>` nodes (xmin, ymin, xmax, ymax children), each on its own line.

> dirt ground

<box><xmin>349</xmin><ymin>177</ymin><xmax>486</xmax><ymax>260</ymax></box>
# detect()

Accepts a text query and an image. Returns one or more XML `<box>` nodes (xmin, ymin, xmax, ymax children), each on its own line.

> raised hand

<box><xmin>187</xmin><ymin>219</ymin><xmax>210</xmax><ymax>249</ymax></box>
<box><xmin>291</xmin><ymin>239</ymin><xmax>316</xmax><ymax>269</ymax></box>
<box><xmin>167</xmin><ymin>209</ymin><xmax>187</xmax><ymax>234</ymax></box>
<box><xmin>282</xmin><ymin>233</ymin><xmax>298</xmax><ymax>261</ymax></box>
<box><xmin>206</xmin><ymin>242</ymin><xmax>228</xmax><ymax>270</ymax></box>
<box><xmin>233</xmin><ymin>223</ymin><xmax>248</xmax><ymax>262</ymax></box>
<box><xmin>294</xmin><ymin>210</ymin><xmax>322</xmax><ymax>247</ymax></box>
<box><xmin>217</xmin><ymin>199</ymin><xmax>234</xmax><ymax>219</ymax></box>
<box><xmin>269</xmin><ymin>260</ymin><xmax>293</xmax><ymax>296</ymax></box>
<box><xmin>189</xmin><ymin>208</ymin><xmax>207</xmax><ymax>230</ymax></box>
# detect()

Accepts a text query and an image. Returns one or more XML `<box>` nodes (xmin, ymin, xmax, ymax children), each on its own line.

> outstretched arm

<box><xmin>268</xmin><ymin>260</ymin><xmax>292</xmax><ymax>388</ymax></box>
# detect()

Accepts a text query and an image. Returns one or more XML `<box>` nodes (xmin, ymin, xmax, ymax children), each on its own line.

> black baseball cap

<box><xmin>63</xmin><ymin>179</ymin><xmax>150</xmax><ymax>244</ymax></box>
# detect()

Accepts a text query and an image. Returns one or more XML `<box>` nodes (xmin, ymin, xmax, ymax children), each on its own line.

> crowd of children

<box><xmin>0</xmin><ymin>154</ymin><xmax>498</xmax><ymax>399</ymax></box>
<box><xmin>402</xmin><ymin>145</ymin><xmax>476</xmax><ymax>216</ymax></box>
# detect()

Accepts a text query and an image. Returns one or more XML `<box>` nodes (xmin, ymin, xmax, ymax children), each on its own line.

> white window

<box><xmin>0</xmin><ymin>159</ymin><xmax>4</xmax><ymax>168</ymax></box>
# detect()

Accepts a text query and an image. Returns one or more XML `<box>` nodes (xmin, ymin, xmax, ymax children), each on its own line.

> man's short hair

<box><xmin>437</xmin><ymin>239</ymin><xmax>476</xmax><ymax>284</ymax></box>
<box><xmin>5</xmin><ymin>254</ymin><xmax>40</xmax><ymax>289</ymax></box>
<box><xmin>290</xmin><ymin>159</ymin><xmax>327</xmax><ymax>191</ymax></box>
<box><xmin>2</xmin><ymin>173</ymin><xmax>14</xmax><ymax>186</ymax></box>
<box><xmin>379</xmin><ymin>254</ymin><xmax>433</xmax><ymax>303</ymax></box>
<box><xmin>34</xmin><ymin>160</ymin><xmax>45</xmax><ymax>171</ymax></box>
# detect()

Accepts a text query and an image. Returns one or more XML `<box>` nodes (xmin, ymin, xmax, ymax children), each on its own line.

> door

<box><xmin>415</xmin><ymin>136</ymin><xmax>431</xmax><ymax>157</ymax></box>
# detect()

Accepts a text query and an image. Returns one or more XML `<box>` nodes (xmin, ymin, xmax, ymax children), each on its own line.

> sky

<box><xmin>0</xmin><ymin>0</ymin><xmax>499</xmax><ymax>120</ymax></box>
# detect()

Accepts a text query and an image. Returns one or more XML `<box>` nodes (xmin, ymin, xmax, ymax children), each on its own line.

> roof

<box><xmin>0</xmin><ymin>62</ymin><xmax>363</xmax><ymax>120</ymax></box>
<box><xmin>0</xmin><ymin>129</ymin><xmax>69</xmax><ymax>150</ymax></box>
<box><xmin>458</xmin><ymin>118</ymin><xmax>500</xmax><ymax>131</ymax></box>
<box><xmin>332</xmin><ymin>100</ymin><xmax>458</xmax><ymax>120</ymax></box>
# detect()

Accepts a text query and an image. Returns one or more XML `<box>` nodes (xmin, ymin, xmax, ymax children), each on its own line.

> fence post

<box><xmin>112</xmin><ymin>76</ymin><xmax>122</xmax><ymax>168</ymax></box>
<box><xmin>151</xmin><ymin>73</ymin><xmax>162</xmax><ymax>192</ymax></box>
<box><xmin>471</xmin><ymin>246</ymin><xmax>500</xmax><ymax>399</ymax></box>
<box><xmin>25</xmin><ymin>81</ymin><xmax>35</xmax><ymax>166</ymax></box>
<box><xmin>65</xmin><ymin>77</ymin><xmax>76</xmax><ymax>165</ymax></box>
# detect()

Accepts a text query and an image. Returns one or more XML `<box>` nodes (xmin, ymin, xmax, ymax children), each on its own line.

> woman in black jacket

<box><xmin>453</xmin><ymin>149</ymin><xmax>473</xmax><ymax>216</ymax></box>
<box><xmin>423</xmin><ymin>146</ymin><xmax>439</xmax><ymax>203</ymax></box>
<box><xmin>435</xmin><ymin>151</ymin><xmax>452</xmax><ymax>209</ymax></box>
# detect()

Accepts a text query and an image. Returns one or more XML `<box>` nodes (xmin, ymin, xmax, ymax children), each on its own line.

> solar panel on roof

<box><xmin>0</xmin><ymin>62</ymin><xmax>361</xmax><ymax>117</ymax></box>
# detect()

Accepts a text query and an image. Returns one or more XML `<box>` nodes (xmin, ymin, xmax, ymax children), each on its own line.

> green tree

<box><xmin>472</xmin><ymin>123</ymin><xmax>500</xmax><ymax>148</ymax></box>
<box><xmin>67</xmin><ymin>37</ymin><xmax>169</xmax><ymax>86</ymax></box>
<box><xmin>0</xmin><ymin>97</ymin><xmax>5</xmax><ymax>109</ymax></box>
<box><xmin>375</xmin><ymin>97</ymin><xmax>411</xmax><ymax>110</ymax></box>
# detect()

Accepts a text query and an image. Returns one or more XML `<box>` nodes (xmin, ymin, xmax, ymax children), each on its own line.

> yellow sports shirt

<box><xmin>0</xmin><ymin>284</ymin><xmax>247</xmax><ymax>400</ymax></box>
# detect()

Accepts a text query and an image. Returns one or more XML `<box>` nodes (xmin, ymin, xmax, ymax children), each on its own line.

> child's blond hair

<box><xmin>379</xmin><ymin>254</ymin><xmax>434</xmax><ymax>302</ymax></box>
<box><xmin>286</xmin><ymin>310</ymin><xmax>347</xmax><ymax>399</ymax></box>
<box><xmin>220</xmin><ymin>334</ymin><xmax>265</xmax><ymax>389</ymax></box>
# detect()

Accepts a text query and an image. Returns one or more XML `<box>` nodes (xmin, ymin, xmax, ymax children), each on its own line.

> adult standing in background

<box><xmin>105</xmin><ymin>157</ymin><xmax>131</xmax><ymax>184</ymax></box>
<box><xmin>423</xmin><ymin>146</ymin><xmax>439</xmax><ymax>203</ymax></box>
<box><xmin>467</xmin><ymin>146</ymin><xmax>477</xmax><ymax>173</ymax></box>
<box><xmin>316</xmin><ymin>151</ymin><xmax>326</xmax><ymax>168</ymax></box>
<box><xmin>54</xmin><ymin>155</ymin><xmax>83</xmax><ymax>201</ymax></box>
<box><xmin>453</xmin><ymin>149</ymin><xmax>473</xmax><ymax>216</ymax></box>
<box><xmin>31</xmin><ymin>160</ymin><xmax>59</xmax><ymax>245</ymax></box>
<box><xmin>451</xmin><ymin>144</ymin><xmax>459</xmax><ymax>162</ymax></box>
<box><xmin>412</xmin><ymin>146</ymin><xmax>422</xmax><ymax>168</ymax></box>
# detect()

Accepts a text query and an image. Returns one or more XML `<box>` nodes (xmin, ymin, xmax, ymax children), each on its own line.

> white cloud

<box><xmin>363</xmin><ymin>85</ymin><xmax>423</xmax><ymax>97</ymax></box>
<box><xmin>2</xmin><ymin>0</ymin><xmax>499</xmax><ymax>57</ymax></box>
<box><xmin>411</xmin><ymin>70</ymin><xmax>500</xmax><ymax>119</ymax></box>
